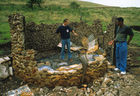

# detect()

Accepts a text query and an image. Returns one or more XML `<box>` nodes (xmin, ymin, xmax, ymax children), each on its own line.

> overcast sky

<box><xmin>80</xmin><ymin>0</ymin><xmax>140</xmax><ymax>7</ymax></box>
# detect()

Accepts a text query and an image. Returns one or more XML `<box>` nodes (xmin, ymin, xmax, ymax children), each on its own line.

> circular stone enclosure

<box><xmin>8</xmin><ymin>14</ymin><xmax>115</xmax><ymax>87</ymax></box>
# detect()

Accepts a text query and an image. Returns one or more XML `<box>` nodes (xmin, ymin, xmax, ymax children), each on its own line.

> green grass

<box><xmin>136</xmin><ymin>56</ymin><xmax>140</xmax><ymax>61</ymax></box>
<box><xmin>0</xmin><ymin>50</ymin><xmax>4</xmax><ymax>56</ymax></box>
<box><xmin>0</xmin><ymin>23</ymin><xmax>10</xmax><ymax>44</ymax></box>
<box><xmin>131</xmin><ymin>31</ymin><xmax>140</xmax><ymax>46</ymax></box>
<box><xmin>0</xmin><ymin>0</ymin><xmax>140</xmax><ymax>47</ymax></box>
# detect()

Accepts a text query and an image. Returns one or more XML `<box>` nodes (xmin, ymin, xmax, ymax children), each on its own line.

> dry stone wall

<box><xmin>25</xmin><ymin>22</ymin><xmax>95</xmax><ymax>51</ymax></box>
<box><xmin>25</xmin><ymin>23</ymin><xmax>61</xmax><ymax>51</ymax></box>
<box><xmin>8</xmin><ymin>14</ymin><xmax>37</xmax><ymax>81</ymax></box>
<box><xmin>24</xmin><ymin>18</ymin><xmax>115</xmax><ymax>58</ymax></box>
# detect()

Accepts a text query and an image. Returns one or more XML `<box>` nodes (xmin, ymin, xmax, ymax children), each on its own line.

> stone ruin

<box><xmin>8</xmin><ymin>13</ymin><xmax>115</xmax><ymax>87</ymax></box>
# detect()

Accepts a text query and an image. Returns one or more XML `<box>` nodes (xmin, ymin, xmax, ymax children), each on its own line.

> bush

<box><xmin>26</xmin><ymin>0</ymin><xmax>43</xmax><ymax>9</ymax></box>
<box><xmin>70</xmin><ymin>2</ymin><xmax>80</xmax><ymax>9</ymax></box>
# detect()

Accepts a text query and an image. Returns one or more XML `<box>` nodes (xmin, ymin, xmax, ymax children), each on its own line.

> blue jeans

<box><xmin>116</xmin><ymin>42</ymin><xmax>127</xmax><ymax>72</ymax></box>
<box><xmin>61</xmin><ymin>39</ymin><xmax>72</xmax><ymax>60</ymax></box>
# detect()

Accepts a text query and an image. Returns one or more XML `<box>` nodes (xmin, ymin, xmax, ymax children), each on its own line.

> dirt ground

<box><xmin>0</xmin><ymin>45</ymin><xmax>140</xmax><ymax>96</ymax></box>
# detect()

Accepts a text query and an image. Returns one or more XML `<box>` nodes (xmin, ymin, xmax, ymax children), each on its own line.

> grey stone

<box><xmin>66</xmin><ymin>86</ymin><xmax>79</xmax><ymax>96</ymax></box>
<box><xmin>0</xmin><ymin>64</ymin><xmax>9</xmax><ymax>80</ymax></box>
<box><xmin>119</xmin><ymin>91</ymin><xmax>129</xmax><ymax>96</ymax></box>
<box><xmin>53</xmin><ymin>86</ymin><xmax>63</xmax><ymax>92</ymax></box>
<box><xmin>96</xmin><ymin>89</ymin><xmax>103</xmax><ymax>96</ymax></box>
<box><xmin>47</xmin><ymin>92</ymin><xmax>66</xmax><ymax>96</ymax></box>
<box><xmin>43</xmin><ymin>87</ymin><xmax>49</xmax><ymax>94</ymax></box>
<box><xmin>104</xmin><ymin>92</ymin><xmax>115</xmax><ymax>96</ymax></box>
<box><xmin>111</xmin><ymin>90</ymin><xmax>118</xmax><ymax>95</ymax></box>
<box><xmin>77</xmin><ymin>89</ymin><xmax>85</xmax><ymax>96</ymax></box>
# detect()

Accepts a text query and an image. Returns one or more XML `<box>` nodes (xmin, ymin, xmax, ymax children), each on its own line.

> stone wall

<box><xmin>24</xmin><ymin>18</ymin><xmax>115</xmax><ymax>59</ymax></box>
<box><xmin>25</xmin><ymin>22</ymin><xmax>94</xmax><ymax>51</ymax></box>
<box><xmin>8</xmin><ymin>14</ymin><xmax>37</xmax><ymax>81</ymax></box>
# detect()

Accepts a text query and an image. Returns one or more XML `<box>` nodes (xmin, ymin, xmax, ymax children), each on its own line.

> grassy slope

<box><xmin>0</xmin><ymin>0</ymin><xmax>140</xmax><ymax>47</ymax></box>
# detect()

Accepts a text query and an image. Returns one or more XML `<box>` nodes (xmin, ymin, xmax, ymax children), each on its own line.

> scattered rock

<box><xmin>96</xmin><ymin>89</ymin><xmax>103</xmax><ymax>96</ymax></box>
<box><xmin>102</xmin><ymin>77</ymin><xmax>113</xmax><ymax>88</ymax></box>
<box><xmin>53</xmin><ymin>86</ymin><xmax>63</xmax><ymax>92</ymax></box>
<box><xmin>0</xmin><ymin>64</ymin><xmax>9</xmax><ymax>80</ymax></box>
<box><xmin>104</xmin><ymin>92</ymin><xmax>115</xmax><ymax>96</ymax></box>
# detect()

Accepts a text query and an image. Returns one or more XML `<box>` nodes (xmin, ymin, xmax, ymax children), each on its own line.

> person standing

<box><xmin>109</xmin><ymin>17</ymin><xmax>134</xmax><ymax>74</ymax></box>
<box><xmin>56</xmin><ymin>19</ymin><xmax>78</xmax><ymax>62</ymax></box>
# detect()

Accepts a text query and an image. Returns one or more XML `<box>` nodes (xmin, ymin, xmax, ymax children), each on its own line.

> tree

<box><xmin>70</xmin><ymin>2</ymin><xmax>80</xmax><ymax>9</ymax></box>
<box><xmin>26</xmin><ymin>0</ymin><xmax>43</xmax><ymax>10</ymax></box>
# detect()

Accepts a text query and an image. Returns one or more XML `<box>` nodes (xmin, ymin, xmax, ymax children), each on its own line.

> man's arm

<box><xmin>69</xmin><ymin>26</ymin><xmax>78</xmax><ymax>36</ymax></box>
<box><xmin>127</xmin><ymin>27</ymin><xmax>134</xmax><ymax>45</ymax></box>
<box><xmin>127</xmin><ymin>35</ymin><xmax>133</xmax><ymax>45</ymax></box>
<box><xmin>72</xmin><ymin>30</ymin><xmax>78</xmax><ymax>36</ymax></box>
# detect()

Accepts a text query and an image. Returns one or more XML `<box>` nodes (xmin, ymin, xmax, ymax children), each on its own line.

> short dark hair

<box><xmin>63</xmin><ymin>19</ymin><xmax>68</xmax><ymax>23</ymax></box>
<box><xmin>117</xmin><ymin>17</ymin><xmax>124</xmax><ymax>22</ymax></box>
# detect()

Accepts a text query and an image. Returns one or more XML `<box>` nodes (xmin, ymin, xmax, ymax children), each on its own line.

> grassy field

<box><xmin>0</xmin><ymin>0</ymin><xmax>140</xmax><ymax>47</ymax></box>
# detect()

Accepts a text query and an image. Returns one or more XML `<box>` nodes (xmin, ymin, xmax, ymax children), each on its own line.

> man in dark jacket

<box><xmin>109</xmin><ymin>17</ymin><xmax>134</xmax><ymax>74</ymax></box>
<box><xmin>56</xmin><ymin>19</ymin><xmax>78</xmax><ymax>62</ymax></box>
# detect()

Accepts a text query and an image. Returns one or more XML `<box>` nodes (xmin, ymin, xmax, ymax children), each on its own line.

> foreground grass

<box><xmin>0</xmin><ymin>0</ymin><xmax>140</xmax><ymax>47</ymax></box>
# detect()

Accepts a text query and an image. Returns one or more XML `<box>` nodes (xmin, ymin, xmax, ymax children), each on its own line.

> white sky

<box><xmin>80</xmin><ymin>0</ymin><xmax>140</xmax><ymax>7</ymax></box>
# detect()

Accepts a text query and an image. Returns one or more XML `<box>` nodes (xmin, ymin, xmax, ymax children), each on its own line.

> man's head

<box><xmin>116</xmin><ymin>17</ymin><xmax>124</xmax><ymax>26</ymax></box>
<box><xmin>63</xmin><ymin>19</ymin><xmax>69</xmax><ymax>26</ymax></box>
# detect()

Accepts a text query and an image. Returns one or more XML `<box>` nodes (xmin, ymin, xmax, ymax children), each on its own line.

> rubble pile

<box><xmin>97</xmin><ymin>72</ymin><xmax>140</xmax><ymax>96</ymax></box>
<box><xmin>6</xmin><ymin>85</ymin><xmax>34</xmax><ymax>96</ymax></box>
<box><xmin>30</xmin><ymin>70</ymin><xmax>140</xmax><ymax>96</ymax></box>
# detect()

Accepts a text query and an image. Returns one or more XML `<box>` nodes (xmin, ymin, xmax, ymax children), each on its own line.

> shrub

<box><xmin>26</xmin><ymin>0</ymin><xmax>43</xmax><ymax>10</ymax></box>
<box><xmin>70</xmin><ymin>2</ymin><xmax>80</xmax><ymax>9</ymax></box>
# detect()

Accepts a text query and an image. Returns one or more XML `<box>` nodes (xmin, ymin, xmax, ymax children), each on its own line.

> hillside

<box><xmin>0</xmin><ymin>0</ymin><xmax>140</xmax><ymax>55</ymax></box>
<box><xmin>0</xmin><ymin>0</ymin><xmax>105</xmax><ymax>8</ymax></box>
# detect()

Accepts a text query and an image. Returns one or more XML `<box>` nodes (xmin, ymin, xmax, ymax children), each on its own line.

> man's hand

<box><xmin>72</xmin><ymin>30</ymin><xmax>78</xmax><ymax>36</ymax></box>
<box><xmin>74</xmin><ymin>32</ymin><xmax>78</xmax><ymax>36</ymax></box>
<box><xmin>108</xmin><ymin>40</ymin><xmax>114</xmax><ymax>45</ymax></box>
